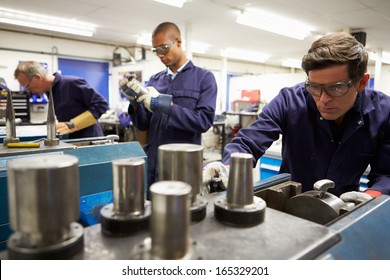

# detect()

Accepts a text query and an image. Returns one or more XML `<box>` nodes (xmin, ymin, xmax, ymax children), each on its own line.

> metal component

<box><xmin>255</xmin><ymin>180</ymin><xmax>302</xmax><ymax>211</ymax></box>
<box><xmin>106</xmin><ymin>134</ymin><xmax>120</xmax><ymax>144</ymax></box>
<box><xmin>2</xmin><ymin>194</ymin><xmax>390</xmax><ymax>260</ymax></box>
<box><xmin>158</xmin><ymin>143</ymin><xmax>207</xmax><ymax>222</ymax></box>
<box><xmin>313</xmin><ymin>179</ymin><xmax>335</xmax><ymax>197</ymax></box>
<box><xmin>3</xmin><ymin>88</ymin><xmax>19</xmax><ymax>145</ymax></box>
<box><xmin>214</xmin><ymin>153</ymin><xmax>266</xmax><ymax>227</ymax></box>
<box><xmin>285</xmin><ymin>179</ymin><xmax>347</xmax><ymax>225</ymax></box>
<box><xmin>0</xmin><ymin>141</ymin><xmax>147</xmax><ymax>250</ymax></box>
<box><xmin>6</xmin><ymin>190</ymin><xmax>350</xmax><ymax>260</ymax></box>
<box><xmin>6</xmin><ymin>154</ymin><xmax>83</xmax><ymax>259</ymax></box>
<box><xmin>44</xmin><ymin>87</ymin><xmax>59</xmax><ymax>146</ymax></box>
<box><xmin>7</xmin><ymin>142</ymin><xmax>40</xmax><ymax>148</ymax></box>
<box><xmin>132</xmin><ymin>181</ymin><xmax>197</xmax><ymax>260</ymax></box>
<box><xmin>100</xmin><ymin>157</ymin><xmax>151</xmax><ymax>236</ymax></box>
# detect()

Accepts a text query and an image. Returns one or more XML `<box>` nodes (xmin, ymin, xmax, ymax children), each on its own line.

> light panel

<box><xmin>236</xmin><ymin>11</ymin><xmax>312</xmax><ymax>40</ymax></box>
<box><xmin>0</xmin><ymin>7</ymin><xmax>96</xmax><ymax>37</ymax></box>
<box><xmin>152</xmin><ymin>0</ymin><xmax>187</xmax><ymax>8</ymax></box>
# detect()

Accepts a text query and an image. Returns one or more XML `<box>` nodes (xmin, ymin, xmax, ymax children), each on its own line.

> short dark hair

<box><xmin>301</xmin><ymin>32</ymin><xmax>368</xmax><ymax>83</ymax></box>
<box><xmin>152</xmin><ymin>22</ymin><xmax>181</xmax><ymax>40</ymax></box>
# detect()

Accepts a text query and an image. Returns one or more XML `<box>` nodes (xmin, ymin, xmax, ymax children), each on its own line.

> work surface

<box><xmin>71</xmin><ymin>192</ymin><xmax>340</xmax><ymax>260</ymax></box>
<box><xmin>1</xmin><ymin>194</ymin><xmax>390</xmax><ymax>260</ymax></box>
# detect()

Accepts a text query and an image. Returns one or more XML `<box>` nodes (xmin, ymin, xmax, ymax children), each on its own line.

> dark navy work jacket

<box><xmin>223</xmin><ymin>82</ymin><xmax>390</xmax><ymax>196</ymax></box>
<box><xmin>51</xmin><ymin>73</ymin><xmax>108</xmax><ymax>139</ymax></box>
<box><xmin>131</xmin><ymin>61</ymin><xmax>217</xmax><ymax>187</ymax></box>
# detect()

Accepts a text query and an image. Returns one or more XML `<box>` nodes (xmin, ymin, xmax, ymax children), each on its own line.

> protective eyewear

<box><xmin>22</xmin><ymin>76</ymin><xmax>35</xmax><ymax>90</ymax></box>
<box><xmin>151</xmin><ymin>40</ymin><xmax>174</xmax><ymax>55</ymax></box>
<box><xmin>305</xmin><ymin>80</ymin><xmax>353</xmax><ymax>97</ymax></box>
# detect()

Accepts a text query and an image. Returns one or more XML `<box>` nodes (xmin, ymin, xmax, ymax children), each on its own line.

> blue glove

<box><xmin>118</xmin><ymin>112</ymin><xmax>131</xmax><ymax>127</ymax></box>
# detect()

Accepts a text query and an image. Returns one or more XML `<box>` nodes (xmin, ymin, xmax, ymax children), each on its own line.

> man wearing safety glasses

<box><xmin>204</xmin><ymin>32</ymin><xmax>390</xmax><ymax>201</ymax></box>
<box><xmin>121</xmin><ymin>22</ymin><xmax>217</xmax><ymax>188</ymax></box>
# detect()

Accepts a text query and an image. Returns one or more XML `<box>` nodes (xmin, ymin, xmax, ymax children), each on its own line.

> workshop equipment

<box><xmin>285</xmin><ymin>179</ymin><xmax>352</xmax><ymax>224</ymax></box>
<box><xmin>132</xmin><ymin>181</ymin><xmax>197</xmax><ymax>260</ymax></box>
<box><xmin>100</xmin><ymin>157</ymin><xmax>151</xmax><ymax>236</ymax></box>
<box><xmin>2</xmin><ymin>84</ymin><xmax>19</xmax><ymax>146</ymax></box>
<box><xmin>0</xmin><ymin>140</ymin><xmax>147</xmax><ymax>250</ymax></box>
<box><xmin>1</xmin><ymin>172</ymin><xmax>389</xmax><ymax>259</ymax></box>
<box><xmin>6</xmin><ymin>154</ymin><xmax>84</xmax><ymax>259</ymax></box>
<box><xmin>44</xmin><ymin>87</ymin><xmax>59</xmax><ymax>146</ymax></box>
<box><xmin>214</xmin><ymin>152</ymin><xmax>266</xmax><ymax>227</ymax></box>
<box><xmin>6</xmin><ymin>142</ymin><xmax>40</xmax><ymax>148</ymax></box>
<box><xmin>158</xmin><ymin>143</ymin><xmax>207</xmax><ymax>222</ymax></box>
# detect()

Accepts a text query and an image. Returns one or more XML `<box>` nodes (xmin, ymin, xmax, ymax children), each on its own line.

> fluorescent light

<box><xmin>0</xmin><ymin>7</ymin><xmax>96</xmax><ymax>37</ymax></box>
<box><xmin>152</xmin><ymin>0</ymin><xmax>187</xmax><ymax>8</ymax></box>
<box><xmin>220</xmin><ymin>48</ymin><xmax>269</xmax><ymax>63</ymax></box>
<box><xmin>236</xmin><ymin>11</ymin><xmax>312</xmax><ymax>40</ymax></box>
<box><xmin>282</xmin><ymin>58</ymin><xmax>302</xmax><ymax>69</ymax></box>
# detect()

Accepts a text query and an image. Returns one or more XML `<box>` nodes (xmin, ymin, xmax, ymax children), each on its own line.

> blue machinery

<box><xmin>0</xmin><ymin>139</ymin><xmax>147</xmax><ymax>250</ymax></box>
<box><xmin>0</xmin><ymin>141</ymin><xmax>389</xmax><ymax>259</ymax></box>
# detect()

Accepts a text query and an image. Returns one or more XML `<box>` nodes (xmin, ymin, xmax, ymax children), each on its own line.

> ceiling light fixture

<box><xmin>236</xmin><ymin>11</ymin><xmax>312</xmax><ymax>40</ymax></box>
<box><xmin>152</xmin><ymin>0</ymin><xmax>187</xmax><ymax>8</ymax></box>
<box><xmin>220</xmin><ymin>48</ymin><xmax>269</xmax><ymax>63</ymax></box>
<box><xmin>0</xmin><ymin>7</ymin><xmax>96</xmax><ymax>37</ymax></box>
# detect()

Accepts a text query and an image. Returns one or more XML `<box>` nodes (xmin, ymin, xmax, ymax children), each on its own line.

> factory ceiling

<box><xmin>1</xmin><ymin>0</ymin><xmax>390</xmax><ymax>67</ymax></box>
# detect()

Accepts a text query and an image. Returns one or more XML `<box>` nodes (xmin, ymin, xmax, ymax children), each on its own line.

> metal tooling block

<box><xmin>61</xmin><ymin>192</ymin><xmax>341</xmax><ymax>260</ymax></box>
<box><xmin>0</xmin><ymin>141</ymin><xmax>147</xmax><ymax>251</ymax></box>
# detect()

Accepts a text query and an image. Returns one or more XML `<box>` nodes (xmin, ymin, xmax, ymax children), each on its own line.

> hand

<box><xmin>119</xmin><ymin>76</ymin><xmax>140</xmax><ymax>103</ymax></box>
<box><xmin>202</xmin><ymin>162</ymin><xmax>230</xmax><ymax>193</ymax></box>
<box><xmin>56</xmin><ymin>122</ymin><xmax>77</xmax><ymax>135</ymax></box>
<box><xmin>340</xmin><ymin>191</ymin><xmax>373</xmax><ymax>205</ymax></box>
<box><xmin>137</xmin><ymin>86</ymin><xmax>159</xmax><ymax>112</ymax></box>
<box><xmin>137</xmin><ymin>86</ymin><xmax>172</xmax><ymax>113</ymax></box>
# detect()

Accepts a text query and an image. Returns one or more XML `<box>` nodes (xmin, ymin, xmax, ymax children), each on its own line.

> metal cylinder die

<box><xmin>285</xmin><ymin>179</ymin><xmax>348</xmax><ymax>225</ymax></box>
<box><xmin>158</xmin><ymin>143</ymin><xmax>207</xmax><ymax>222</ymax></box>
<box><xmin>100</xmin><ymin>157</ymin><xmax>151</xmax><ymax>236</ymax></box>
<box><xmin>132</xmin><ymin>181</ymin><xmax>198</xmax><ymax>260</ymax></box>
<box><xmin>6</xmin><ymin>154</ymin><xmax>83</xmax><ymax>259</ymax></box>
<box><xmin>3</xmin><ymin>89</ymin><xmax>19</xmax><ymax>145</ymax></box>
<box><xmin>44</xmin><ymin>88</ymin><xmax>59</xmax><ymax>146</ymax></box>
<box><xmin>214</xmin><ymin>152</ymin><xmax>266</xmax><ymax>227</ymax></box>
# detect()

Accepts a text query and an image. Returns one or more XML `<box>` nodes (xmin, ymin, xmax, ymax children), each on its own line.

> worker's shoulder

<box><xmin>363</xmin><ymin>88</ymin><xmax>390</xmax><ymax>112</ymax></box>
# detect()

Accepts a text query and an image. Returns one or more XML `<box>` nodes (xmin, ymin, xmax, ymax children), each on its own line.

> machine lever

<box><xmin>313</xmin><ymin>179</ymin><xmax>335</xmax><ymax>197</ymax></box>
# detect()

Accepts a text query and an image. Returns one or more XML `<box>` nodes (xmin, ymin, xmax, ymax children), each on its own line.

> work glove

<box><xmin>137</xmin><ymin>86</ymin><xmax>172</xmax><ymax>113</ymax></box>
<box><xmin>340</xmin><ymin>191</ymin><xmax>373</xmax><ymax>205</ymax></box>
<box><xmin>119</xmin><ymin>75</ymin><xmax>140</xmax><ymax>108</ymax></box>
<box><xmin>56</xmin><ymin>110</ymin><xmax>97</xmax><ymax>135</ymax></box>
<box><xmin>202</xmin><ymin>161</ymin><xmax>230</xmax><ymax>194</ymax></box>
